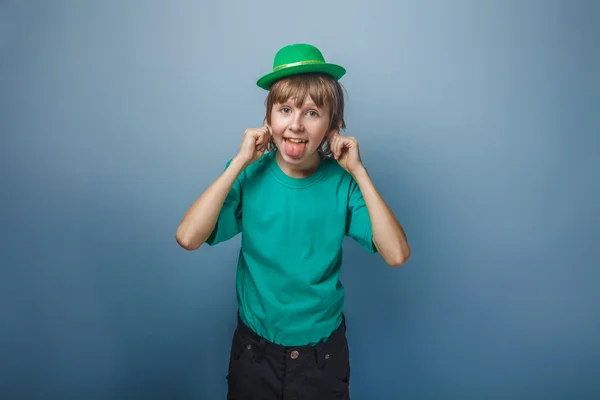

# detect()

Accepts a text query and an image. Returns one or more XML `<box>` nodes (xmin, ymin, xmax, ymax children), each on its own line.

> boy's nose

<box><xmin>289</xmin><ymin>122</ymin><xmax>304</xmax><ymax>132</ymax></box>
<box><xmin>289</xmin><ymin>115</ymin><xmax>304</xmax><ymax>132</ymax></box>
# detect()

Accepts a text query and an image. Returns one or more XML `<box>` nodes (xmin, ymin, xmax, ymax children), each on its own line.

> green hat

<box><xmin>256</xmin><ymin>44</ymin><xmax>346</xmax><ymax>90</ymax></box>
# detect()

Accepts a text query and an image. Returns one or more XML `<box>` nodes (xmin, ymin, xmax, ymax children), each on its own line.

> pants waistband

<box><xmin>235</xmin><ymin>313</ymin><xmax>347</xmax><ymax>367</ymax></box>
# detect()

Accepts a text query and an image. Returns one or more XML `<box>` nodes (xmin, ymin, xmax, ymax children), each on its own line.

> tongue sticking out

<box><xmin>284</xmin><ymin>139</ymin><xmax>307</xmax><ymax>158</ymax></box>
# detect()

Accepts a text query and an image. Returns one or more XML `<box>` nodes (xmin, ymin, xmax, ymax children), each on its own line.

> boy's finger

<box><xmin>334</xmin><ymin>137</ymin><xmax>342</xmax><ymax>158</ymax></box>
<box><xmin>330</xmin><ymin>137</ymin><xmax>337</xmax><ymax>158</ymax></box>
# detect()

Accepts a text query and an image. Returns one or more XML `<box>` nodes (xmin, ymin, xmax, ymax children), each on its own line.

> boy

<box><xmin>176</xmin><ymin>44</ymin><xmax>410</xmax><ymax>399</ymax></box>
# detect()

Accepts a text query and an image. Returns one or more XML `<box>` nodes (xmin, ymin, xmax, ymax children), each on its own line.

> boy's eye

<box><xmin>280</xmin><ymin>107</ymin><xmax>290</xmax><ymax>113</ymax></box>
<box><xmin>307</xmin><ymin>110</ymin><xmax>319</xmax><ymax>117</ymax></box>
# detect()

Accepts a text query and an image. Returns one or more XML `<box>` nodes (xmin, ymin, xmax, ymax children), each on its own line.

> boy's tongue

<box><xmin>284</xmin><ymin>139</ymin><xmax>307</xmax><ymax>158</ymax></box>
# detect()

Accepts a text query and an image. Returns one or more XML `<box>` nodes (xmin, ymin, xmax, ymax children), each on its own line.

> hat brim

<box><xmin>257</xmin><ymin>63</ymin><xmax>346</xmax><ymax>90</ymax></box>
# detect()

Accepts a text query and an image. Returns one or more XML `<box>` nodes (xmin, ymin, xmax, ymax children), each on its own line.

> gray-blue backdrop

<box><xmin>1</xmin><ymin>0</ymin><xmax>598</xmax><ymax>398</ymax></box>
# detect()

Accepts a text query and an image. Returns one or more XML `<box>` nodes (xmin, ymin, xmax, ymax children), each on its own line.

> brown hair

<box><xmin>264</xmin><ymin>73</ymin><xmax>346</xmax><ymax>158</ymax></box>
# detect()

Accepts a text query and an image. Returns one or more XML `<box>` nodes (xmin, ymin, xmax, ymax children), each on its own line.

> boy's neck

<box><xmin>275</xmin><ymin>151</ymin><xmax>321</xmax><ymax>179</ymax></box>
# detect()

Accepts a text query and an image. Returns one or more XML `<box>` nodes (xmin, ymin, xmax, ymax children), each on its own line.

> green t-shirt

<box><xmin>207</xmin><ymin>151</ymin><xmax>377</xmax><ymax>346</ymax></box>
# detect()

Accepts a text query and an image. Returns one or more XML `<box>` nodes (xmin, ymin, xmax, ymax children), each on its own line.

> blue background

<box><xmin>1</xmin><ymin>0</ymin><xmax>598</xmax><ymax>398</ymax></box>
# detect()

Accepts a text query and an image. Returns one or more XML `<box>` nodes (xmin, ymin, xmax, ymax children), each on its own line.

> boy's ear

<box><xmin>326</xmin><ymin>121</ymin><xmax>343</xmax><ymax>139</ymax></box>
<box><xmin>263</xmin><ymin>118</ymin><xmax>272</xmax><ymax>132</ymax></box>
<box><xmin>326</xmin><ymin>129</ymin><xmax>337</xmax><ymax>140</ymax></box>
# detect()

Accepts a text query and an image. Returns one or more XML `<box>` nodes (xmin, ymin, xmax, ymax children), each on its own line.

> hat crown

<box><xmin>272</xmin><ymin>44</ymin><xmax>326</xmax><ymax>70</ymax></box>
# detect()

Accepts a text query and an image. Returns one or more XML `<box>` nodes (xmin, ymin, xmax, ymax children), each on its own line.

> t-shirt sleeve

<box><xmin>345</xmin><ymin>178</ymin><xmax>378</xmax><ymax>254</ymax></box>
<box><xmin>205</xmin><ymin>160</ymin><xmax>243</xmax><ymax>246</ymax></box>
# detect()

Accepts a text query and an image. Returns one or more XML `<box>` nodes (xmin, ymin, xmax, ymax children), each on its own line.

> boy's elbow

<box><xmin>176</xmin><ymin>229</ymin><xmax>202</xmax><ymax>251</ymax></box>
<box><xmin>386</xmin><ymin>256</ymin><xmax>407</xmax><ymax>267</ymax></box>
<box><xmin>178</xmin><ymin>240</ymin><xmax>201</xmax><ymax>251</ymax></box>
<box><xmin>386</xmin><ymin>246</ymin><xmax>411</xmax><ymax>267</ymax></box>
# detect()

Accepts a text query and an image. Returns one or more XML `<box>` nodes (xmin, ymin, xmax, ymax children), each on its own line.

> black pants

<box><xmin>226</xmin><ymin>314</ymin><xmax>351</xmax><ymax>400</ymax></box>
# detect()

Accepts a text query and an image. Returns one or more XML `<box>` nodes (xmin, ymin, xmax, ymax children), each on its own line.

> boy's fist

<box><xmin>235</xmin><ymin>123</ymin><xmax>271</xmax><ymax>167</ymax></box>
<box><xmin>329</xmin><ymin>132</ymin><xmax>364</xmax><ymax>175</ymax></box>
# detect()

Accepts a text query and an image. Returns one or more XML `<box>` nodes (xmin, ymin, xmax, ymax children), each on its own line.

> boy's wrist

<box><xmin>349</xmin><ymin>164</ymin><xmax>368</xmax><ymax>180</ymax></box>
<box><xmin>229</xmin><ymin>156</ymin><xmax>250</xmax><ymax>175</ymax></box>
<box><xmin>231</xmin><ymin>155</ymin><xmax>249</xmax><ymax>170</ymax></box>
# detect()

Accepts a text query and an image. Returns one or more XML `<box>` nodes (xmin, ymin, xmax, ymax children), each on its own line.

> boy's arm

<box><xmin>176</xmin><ymin>124</ymin><xmax>271</xmax><ymax>250</ymax></box>
<box><xmin>329</xmin><ymin>133</ymin><xmax>410</xmax><ymax>266</ymax></box>
<box><xmin>351</xmin><ymin>166</ymin><xmax>411</xmax><ymax>267</ymax></box>
<box><xmin>176</xmin><ymin>157</ymin><xmax>247</xmax><ymax>250</ymax></box>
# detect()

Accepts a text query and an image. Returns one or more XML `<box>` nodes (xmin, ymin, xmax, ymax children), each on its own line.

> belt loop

<box><xmin>255</xmin><ymin>338</ymin><xmax>266</xmax><ymax>362</ymax></box>
<box><xmin>315</xmin><ymin>345</ymin><xmax>327</xmax><ymax>369</ymax></box>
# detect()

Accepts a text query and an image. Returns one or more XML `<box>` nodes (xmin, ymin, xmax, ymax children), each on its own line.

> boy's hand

<box><xmin>235</xmin><ymin>123</ymin><xmax>271</xmax><ymax>167</ymax></box>
<box><xmin>330</xmin><ymin>132</ymin><xmax>364</xmax><ymax>175</ymax></box>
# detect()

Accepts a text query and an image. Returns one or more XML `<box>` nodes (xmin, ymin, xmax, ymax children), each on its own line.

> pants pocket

<box><xmin>226</xmin><ymin>330</ymin><xmax>255</xmax><ymax>399</ymax></box>
<box><xmin>303</xmin><ymin>338</ymin><xmax>351</xmax><ymax>399</ymax></box>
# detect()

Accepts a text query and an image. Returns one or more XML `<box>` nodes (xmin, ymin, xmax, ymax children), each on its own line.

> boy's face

<box><xmin>268</xmin><ymin>95</ymin><xmax>332</xmax><ymax>164</ymax></box>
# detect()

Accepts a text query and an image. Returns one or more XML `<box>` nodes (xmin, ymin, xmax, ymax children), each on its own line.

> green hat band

<box><xmin>273</xmin><ymin>60</ymin><xmax>325</xmax><ymax>70</ymax></box>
